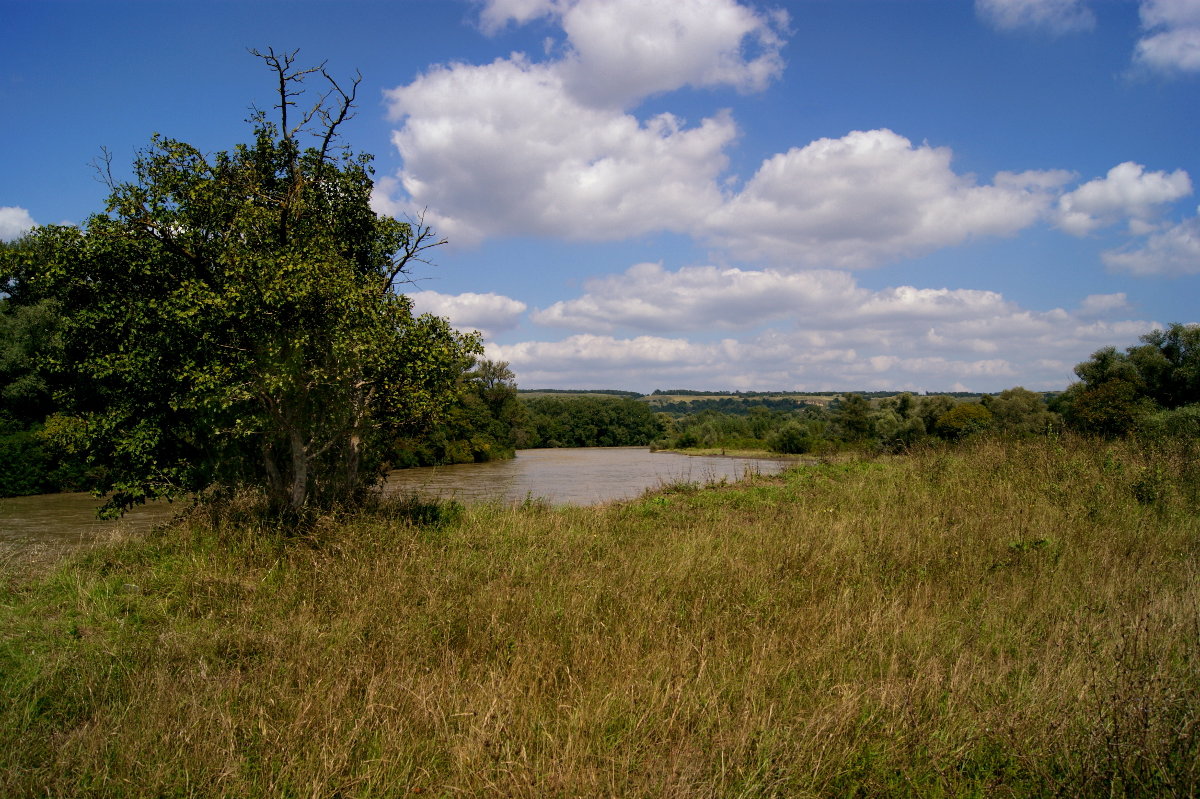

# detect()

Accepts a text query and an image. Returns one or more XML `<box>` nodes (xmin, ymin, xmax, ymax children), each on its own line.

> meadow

<box><xmin>1</xmin><ymin>435</ymin><xmax>1197</xmax><ymax>797</ymax></box>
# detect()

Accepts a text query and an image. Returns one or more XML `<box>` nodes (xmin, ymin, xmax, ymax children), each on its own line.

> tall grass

<box><xmin>1</xmin><ymin>435</ymin><xmax>1197</xmax><ymax>797</ymax></box>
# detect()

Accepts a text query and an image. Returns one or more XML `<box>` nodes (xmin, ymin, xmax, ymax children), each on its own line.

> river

<box><xmin>379</xmin><ymin>447</ymin><xmax>792</xmax><ymax>505</ymax></box>
<box><xmin>0</xmin><ymin>448</ymin><xmax>793</xmax><ymax>559</ymax></box>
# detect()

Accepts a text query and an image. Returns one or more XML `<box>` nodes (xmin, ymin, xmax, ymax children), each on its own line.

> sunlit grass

<box><xmin>2</xmin><ymin>435</ymin><xmax>1197</xmax><ymax>797</ymax></box>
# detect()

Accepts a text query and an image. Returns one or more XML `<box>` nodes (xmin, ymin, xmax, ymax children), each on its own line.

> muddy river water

<box><xmin>0</xmin><ymin>447</ymin><xmax>793</xmax><ymax>559</ymax></box>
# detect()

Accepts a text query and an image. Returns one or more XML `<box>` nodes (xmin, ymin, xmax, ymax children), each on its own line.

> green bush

<box><xmin>934</xmin><ymin>403</ymin><xmax>993</xmax><ymax>440</ymax></box>
<box><xmin>768</xmin><ymin>422</ymin><xmax>813</xmax><ymax>454</ymax></box>
<box><xmin>0</xmin><ymin>430</ymin><xmax>50</xmax><ymax>496</ymax></box>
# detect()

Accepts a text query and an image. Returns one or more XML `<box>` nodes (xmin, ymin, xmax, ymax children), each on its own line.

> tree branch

<box><xmin>385</xmin><ymin>210</ymin><xmax>448</xmax><ymax>291</ymax></box>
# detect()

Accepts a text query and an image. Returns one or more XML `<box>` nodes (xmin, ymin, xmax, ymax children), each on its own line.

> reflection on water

<box><xmin>382</xmin><ymin>447</ymin><xmax>792</xmax><ymax>506</ymax></box>
<box><xmin>0</xmin><ymin>448</ymin><xmax>794</xmax><ymax>559</ymax></box>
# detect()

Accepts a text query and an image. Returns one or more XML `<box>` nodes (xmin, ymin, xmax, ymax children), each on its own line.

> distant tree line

<box><xmin>648</xmin><ymin>397</ymin><xmax>818</xmax><ymax>416</ymax></box>
<box><xmin>649</xmin><ymin>325</ymin><xmax>1198</xmax><ymax>455</ymax></box>
<box><xmin>518</xmin><ymin>388</ymin><xmax>642</xmax><ymax>398</ymax></box>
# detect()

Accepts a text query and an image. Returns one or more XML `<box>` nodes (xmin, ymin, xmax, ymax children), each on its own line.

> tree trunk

<box><xmin>289</xmin><ymin>428</ymin><xmax>308</xmax><ymax>514</ymax></box>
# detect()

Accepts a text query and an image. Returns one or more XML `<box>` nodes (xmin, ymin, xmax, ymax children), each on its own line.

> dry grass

<box><xmin>1</xmin><ymin>435</ymin><xmax>1197</xmax><ymax>797</ymax></box>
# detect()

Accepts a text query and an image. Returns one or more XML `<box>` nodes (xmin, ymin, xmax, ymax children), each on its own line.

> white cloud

<box><xmin>492</xmin><ymin>316</ymin><xmax>1160</xmax><ymax>393</ymax></box>
<box><xmin>502</xmin><ymin>261</ymin><xmax>1164</xmax><ymax>392</ymax></box>
<box><xmin>553</xmin><ymin>0</ymin><xmax>787</xmax><ymax>108</ymax></box>
<box><xmin>1056</xmin><ymin>162</ymin><xmax>1192</xmax><ymax>235</ymax></box>
<box><xmin>0</xmin><ymin>206</ymin><xmax>36</xmax><ymax>241</ymax></box>
<box><xmin>1078</xmin><ymin>292</ymin><xmax>1130</xmax><ymax>314</ymax></box>
<box><xmin>1102</xmin><ymin>213</ymin><xmax>1200</xmax><ymax>275</ymax></box>
<box><xmin>1135</xmin><ymin>0</ymin><xmax>1200</xmax><ymax>73</ymax></box>
<box><xmin>707</xmin><ymin>129</ymin><xmax>1057</xmax><ymax>268</ymax></box>
<box><xmin>533</xmin><ymin>262</ymin><xmax>1020</xmax><ymax>332</ymax></box>
<box><xmin>975</xmin><ymin>0</ymin><xmax>1096</xmax><ymax>34</ymax></box>
<box><xmin>478</xmin><ymin>0</ymin><xmax>559</xmax><ymax>34</ymax></box>
<box><xmin>381</xmin><ymin>55</ymin><xmax>734</xmax><ymax>244</ymax></box>
<box><xmin>380</xmin><ymin>1</ymin><xmax>1197</xmax><ymax>289</ymax></box>
<box><xmin>407</xmin><ymin>290</ymin><xmax>528</xmax><ymax>338</ymax></box>
<box><xmin>477</xmin><ymin>0</ymin><xmax>786</xmax><ymax>107</ymax></box>
<box><xmin>379</xmin><ymin>0</ymin><xmax>788</xmax><ymax>245</ymax></box>
<box><xmin>532</xmin><ymin>263</ymin><xmax>859</xmax><ymax>332</ymax></box>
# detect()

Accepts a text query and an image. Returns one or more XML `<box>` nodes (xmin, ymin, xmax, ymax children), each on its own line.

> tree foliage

<box><xmin>522</xmin><ymin>396</ymin><xmax>663</xmax><ymax>448</ymax></box>
<box><xmin>390</xmin><ymin>359</ymin><xmax>527</xmax><ymax>467</ymax></box>
<box><xmin>1061</xmin><ymin>323</ymin><xmax>1199</xmax><ymax>437</ymax></box>
<box><xmin>934</xmin><ymin>403</ymin><xmax>993</xmax><ymax>440</ymax></box>
<box><xmin>9</xmin><ymin>50</ymin><xmax>479</xmax><ymax>518</ymax></box>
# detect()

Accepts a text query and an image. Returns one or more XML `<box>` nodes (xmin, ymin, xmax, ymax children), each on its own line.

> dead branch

<box><xmin>248</xmin><ymin>47</ymin><xmax>324</xmax><ymax>143</ymax></box>
<box><xmin>316</xmin><ymin>68</ymin><xmax>361</xmax><ymax>164</ymax></box>
<box><xmin>385</xmin><ymin>210</ymin><xmax>449</xmax><ymax>291</ymax></box>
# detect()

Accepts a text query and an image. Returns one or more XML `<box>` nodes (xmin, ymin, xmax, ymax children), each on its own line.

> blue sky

<box><xmin>3</xmin><ymin>0</ymin><xmax>1198</xmax><ymax>392</ymax></box>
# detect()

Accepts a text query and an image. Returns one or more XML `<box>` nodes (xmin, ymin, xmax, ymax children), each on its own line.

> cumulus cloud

<box><xmin>975</xmin><ymin>0</ymin><xmax>1096</xmax><ymax>34</ymax></box>
<box><xmin>707</xmin><ymin>129</ymin><xmax>1058</xmax><ymax>268</ymax></box>
<box><xmin>1135</xmin><ymin>0</ymin><xmax>1200</xmax><ymax>73</ymax></box>
<box><xmin>407</xmin><ymin>290</ymin><xmax>528</xmax><ymax>338</ymax></box>
<box><xmin>533</xmin><ymin>262</ymin><xmax>1021</xmax><ymax>332</ymax></box>
<box><xmin>1056</xmin><ymin>162</ymin><xmax>1192</xmax><ymax>236</ymax></box>
<box><xmin>383</xmin><ymin>5</ymin><xmax>1146</xmax><ymax>270</ymax></box>
<box><xmin>492</xmin><ymin>315</ymin><xmax>1158</xmax><ymax>393</ymax></box>
<box><xmin>1078</xmin><ymin>292</ymin><xmax>1131</xmax><ymax>314</ymax></box>
<box><xmin>477</xmin><ymin>0</ymin><xmax>559</xmax><ymax>33</ymax></box>
<box><xmin>552</xmin><ymin>0</ymin><xmax>788</xmax><ymax>107</ymax></box>
<box><xmin>0</xmin><ymin>206</ymin><xmax>36</xmax><ymax>241</ymax></box>
<box><xmin>381</xmin><ymin>55</ymin><xmax>734</xmax><ymax>244</ymax></box>
<box><xmin>504</xmin><ymin>261</ymin><xmax>1160</xmax><ymax>391</ymax></box>
<box><xmin>532</xmin><ymin>263</ymin><xmax>859</xmax><ymax>332</ymax></box>
<box><xmin>379</xmin><ymin>0</ymin><xmax>1196</xmax><ymax>290</ymax></box>
<box><xmin>1102</xmin><ymin>213</ymin><xmax>1200</xmax><ymax>275</ymax></box>
<box><xmin>377</xmin><ymin>0</ymin><xmax>791</xmax><ymax>245</ymax></box>
<box><xmin>477</xmin><ymin>0</ymin><xmax>787</xmax><ymax>107</ymax></box>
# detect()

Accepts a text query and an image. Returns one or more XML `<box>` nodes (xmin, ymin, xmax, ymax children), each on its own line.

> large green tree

<box><xmin>10</xmin><ymin>50</ymin><xmax>479</xmax><ymax>518</ymax></box>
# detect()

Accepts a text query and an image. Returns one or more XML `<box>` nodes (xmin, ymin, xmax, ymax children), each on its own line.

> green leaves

<box><xmin>14</xmin><ymin>56</ymin><xmax>478</xmax><ymax>521</ymax></box>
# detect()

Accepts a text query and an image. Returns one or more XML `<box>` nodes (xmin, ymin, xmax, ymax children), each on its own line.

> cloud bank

<box><xmin>424</xmin><ymin>262</ymin><xmax>1158</xmax><ymax>392</ymax></box>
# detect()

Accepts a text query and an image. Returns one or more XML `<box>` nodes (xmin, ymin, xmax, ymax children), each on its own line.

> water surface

<box><xmin>381</xmin><ymin>447</ymin><xmax>791</xmax><ymax>505</ymax></box>
<box><xmin>0</xmin><ymin>491</ymin><xmax>178</xmax><ymax>564</ymax></box>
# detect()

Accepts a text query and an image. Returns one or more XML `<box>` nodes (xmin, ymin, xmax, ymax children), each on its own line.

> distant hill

<box><xmin>518</xmin><ymin>388</ymin><xmax>644</xmax><ymax>399</ymax></box>
<box><xmin>516</xmin><ymin>388</ymin><xmax>1049</xmax><ymax>410</ymax></box>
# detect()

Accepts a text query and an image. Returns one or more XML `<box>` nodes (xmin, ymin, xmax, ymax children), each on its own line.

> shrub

<box><xmin>934</xmin><ymin>403</ymin><xmax>992</xmax><ymax>440</ymax></box>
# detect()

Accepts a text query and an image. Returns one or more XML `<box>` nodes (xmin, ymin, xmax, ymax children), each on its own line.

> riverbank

<box><xmin>652</xmin><ymin>444</ymin><xmax>813</xmax><ymax>460</ymax></box>
<box><xmin>2</xmin><ymin>436</ymin><xmax>1197</xmax><ymax>796</ymax></box>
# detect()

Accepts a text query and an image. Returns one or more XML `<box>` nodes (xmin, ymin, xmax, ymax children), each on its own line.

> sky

<box><xmin>3</xmin><ymin>0</ymin><xmax>1199</xmax><ymax>393</ymax></box>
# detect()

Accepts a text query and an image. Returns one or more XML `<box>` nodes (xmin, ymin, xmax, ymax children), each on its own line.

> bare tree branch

<box><xmin>385</xmin><ymin>210</ymin><xmax>449</xmax><ymax>291</ymax></box>
<box><xmin>316</xmin><ymin>68</ymin><xmax>361</xmax><ymax>164</ymax></box>
<box><xmin>248</xmin><ymin>47</ymin><xmax>324</xmax><ymax>143</ymax></box>
<box><xmin>90</xmin><ymin>147</ymin><xmax>116</xmax><ymax>190</ymax></box>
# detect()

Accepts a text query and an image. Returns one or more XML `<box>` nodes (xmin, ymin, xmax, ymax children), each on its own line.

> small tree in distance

<box><xmin>12</xmin><ymin>49</ymin><xmax>480</xmax><ymax>520</ymax></box>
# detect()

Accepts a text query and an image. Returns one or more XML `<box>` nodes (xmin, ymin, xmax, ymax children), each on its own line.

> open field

<box><xmin>2</xmin><ymin>436</ymin><xmax>1197</xmax><ymax>797</ymax></box>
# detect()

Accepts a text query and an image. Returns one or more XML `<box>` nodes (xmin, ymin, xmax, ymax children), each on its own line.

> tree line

<box><xmin>648</xmin><ymin>328</ymin><xmax>1199</xmax><ymax>455</ymax></box>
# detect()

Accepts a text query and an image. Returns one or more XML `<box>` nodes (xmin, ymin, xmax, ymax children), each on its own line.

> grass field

<box><xmin>2</xmin><ymin>435</ymin><xmax>1197</xmax><ymax>797</ymax></box>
